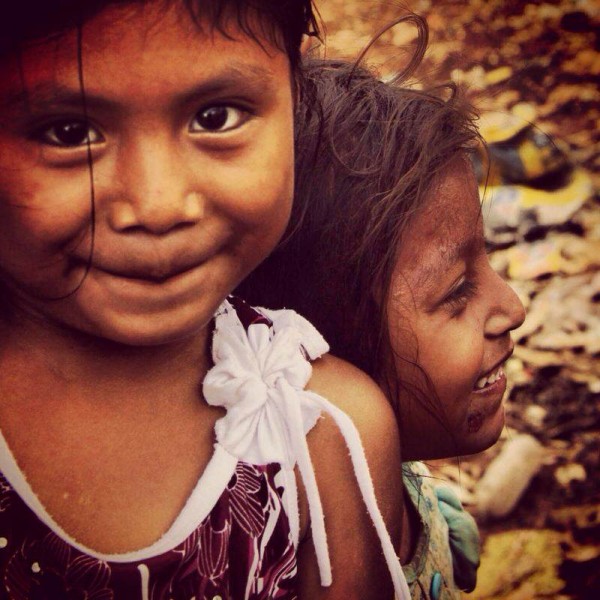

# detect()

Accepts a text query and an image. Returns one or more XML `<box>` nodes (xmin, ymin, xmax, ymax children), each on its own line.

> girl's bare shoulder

<box><xmin>305</xmin><ymin>353</ymin><xmax>402</xmax><ymax>502</ymax></box>
<box><xmin>297</xmin><ymin>354</ymin><xmax>403</xmax><ymax>598</ymax></box>
<box><xmin>308</xmin><ymin>353</ymin><xmax>399</xmax><ymax>442</ymax></box>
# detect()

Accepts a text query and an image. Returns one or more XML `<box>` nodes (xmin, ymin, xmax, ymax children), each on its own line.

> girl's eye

<box><xmin>443</xmin><ymin>279</ymin><xmax>478</xmax><ymax>316</ymax></box>
<box><xmin>190</xmin><ymin>105</ymin><xmax>248</xmax><ymax>133</ymax></box>
<box><xmin>35</xmin><ymin>119</ymin><xmax>104</xmax><ymax>148</ymax></box>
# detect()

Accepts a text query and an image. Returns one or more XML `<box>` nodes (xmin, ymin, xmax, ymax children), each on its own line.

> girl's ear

<box><xmin>300</xmin><ymin>34</ymin><xmax>312</xmax><ymax>56</ymax></box>
<box><xmin>300</xmin><ymin>33</ymin><xmax>320</xmax><ymax>57</ymax></box>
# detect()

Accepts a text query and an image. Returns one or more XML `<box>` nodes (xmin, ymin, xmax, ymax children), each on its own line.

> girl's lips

<box><xmin>474</xmin><ymin>366</ymin><xmax>504</xmax><ymax>390</ymax></box>
<box><xmin>97</xmin><ymin>262</ymin><xmax>198</xmax><ymax>283</ymax></box>
<box><xmin>472</xmin><ymin>368</ymin><xmax>507</xmax><ymax>396</ymax></box>
<box><xmin>81</xmin><ymin>252</ymin><xmax>211</xmax><ymax>283</ymax></box>
<box><xmin>474</xmin><ymin>347</ymin><xmax>514</xmax><ymax>391</ymax></box>
<box><xmin>72</xmin><ymin>244</ymin><xmax>218</xmax><ymax>284</ymax></box>
<box><xmin>469</xmin><ymin>371</ymin><xmax>508</xmax><ymax>433</ymax></box>
<box><xmin>86</xmin><ymin>259</ymin><xmax>209</xmax><ymax>304</ymax></box>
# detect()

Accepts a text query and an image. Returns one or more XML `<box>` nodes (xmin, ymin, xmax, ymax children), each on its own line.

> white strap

<box><xmin>204</xmin><ymin>302</ymin><xmax>411</xmax><ymax>599</ymax></box>
<box><xmin>278</xmin><ymin>378</ymin><xmax>332</xmax><ymax>585</ymax></box>
<box><xmin>304</xmin><ymin>390</ymin><xmax>411</xmax><ymax>600</ymax></box>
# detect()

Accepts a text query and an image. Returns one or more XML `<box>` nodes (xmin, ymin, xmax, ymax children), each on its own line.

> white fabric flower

<box><xmin>203</xmin><ymin>304</ymin><xmax>328</xmax><ymax>467</ymax></box>
<box><xmin>203</xmin><ymin>300</ymin><xmax>411</xmax><ymax>599</ymax></box>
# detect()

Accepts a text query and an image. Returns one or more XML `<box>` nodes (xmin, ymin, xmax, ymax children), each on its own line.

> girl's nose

<box><xmin>484</xmin><ymin>272</ymin><xmax>526</xmax><ymax>338</ymax></box>
<box><xmin>109</xmin><ymin>138</ymin><xmax>204</xmax><ymax>234</ymax></box>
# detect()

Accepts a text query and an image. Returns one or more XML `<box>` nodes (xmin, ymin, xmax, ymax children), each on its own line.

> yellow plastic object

<box><xmin>479</xmin><ymin>107</ymin><xmax>537</xmax><ymax>144</ymax></box>
<box><xmin>480</xmin><ymin>167</ymin><xmax>592</xmax><ymax>209</ymax></box>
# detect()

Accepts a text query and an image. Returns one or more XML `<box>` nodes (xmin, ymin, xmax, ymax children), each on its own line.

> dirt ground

<box><xmin>316</xmin><ymin>1</ymin><xmax>600</xmax><ymax>598</ymax></box>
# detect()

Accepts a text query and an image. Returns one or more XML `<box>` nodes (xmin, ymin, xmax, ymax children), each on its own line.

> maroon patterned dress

<box><xmin>0</xmin><ymin>462</ymin><xmax>295</xmax><ymax>600</ymax></box>
<box><xmin>0</xmin><ymin>298</ymin><xmax>411</xmax><ymax>600</ymax></box>
<box><xmin>0</xmin><ymin>299</ymin><xmax>320</xmax><ymax>600</ymax></box>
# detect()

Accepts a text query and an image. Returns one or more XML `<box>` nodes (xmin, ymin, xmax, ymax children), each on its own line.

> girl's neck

<box><xmin>0</xmin><ymin>309</ymin><xmax>222</xmax><ymax>555</ymax></box>
<box><xmin>0</xmin><ymin>310</ymin><xmax>211</xmax><ymax>408</ymax></box>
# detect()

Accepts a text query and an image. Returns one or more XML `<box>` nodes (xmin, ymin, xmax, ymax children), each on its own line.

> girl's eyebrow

<box><xmin>416</xmin><ymin>235</ymin><xmax>479</xmax><ymax>291</ymax></box>
<box><xmin>1</xmin><ymin>82</ymin><xmax>92</xmax><ymax>112</ymax></box>
<box><xmin>172</xmin><ymin>64</ymin><xmax>279</xmax><ymax>108</ymax></box>
<box><xmin>1</xmin><ymin>63</ymin><xmax>277</xmax><ymax>113</ymax></box>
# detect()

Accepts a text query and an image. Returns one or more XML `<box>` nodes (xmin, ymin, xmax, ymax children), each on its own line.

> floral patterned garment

<box><xmin>0</xmin><ymin>298</ymin><xmax>412</xmax><ymax>600</ymax></box>
<box><xmin>0</xmin><ymin>299</ymin><xmax>305</xmax><ymax>600</ymax></box>
<box><xmin>0</xmin><ymin>463</ymin><xmax>296</xmax><ymax>600</ymax></box>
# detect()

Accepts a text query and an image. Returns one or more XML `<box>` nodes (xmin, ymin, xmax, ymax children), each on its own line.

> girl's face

<box><xmin>388</xmin><ymin>155</ymin><xmax>525</xmax><ymax>460</ymax></box>
<box><xmin>0</xmin><ymin>2</ymin><xmax>294</xmax><ymax>345</ymax></box>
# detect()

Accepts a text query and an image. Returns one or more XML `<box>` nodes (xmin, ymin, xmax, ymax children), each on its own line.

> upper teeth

<box><xmin>476</xmin><ymin>367</ymin><xmax>504</xmax><ymax>389</ymax></box>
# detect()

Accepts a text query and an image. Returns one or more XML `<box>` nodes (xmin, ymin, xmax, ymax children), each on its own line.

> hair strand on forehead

<box><xmin>0</xmin><ymin>0</ymin><xmax>321</xmax><ymax>75</ymax></box>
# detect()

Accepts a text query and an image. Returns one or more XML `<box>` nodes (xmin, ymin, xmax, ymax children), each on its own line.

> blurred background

<box><xmin>316</xmin><ymin>1</ymin><xmax>599</xmax><ymax>598</ymax></box>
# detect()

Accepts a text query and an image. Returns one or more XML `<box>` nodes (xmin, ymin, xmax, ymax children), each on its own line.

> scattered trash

<box><xmin>475</xmin><ymin>434</ymin><xmax>546</xmax><ymax>520</ymax></box>
<box><xmin>523</xmin><ymin>404</ymin><xmax>548</xmax><ymax>429</ymax></box>
<box><xmin>481</xmin><ymin>168</ymin><xmax>592</xmax><ymax>245</ymax></box>
<box><xmin>554</xmin><ymin>463</ymin><xmax>586</xmax><ymax>487</ymax></box>
<box><xmin>464</xmin><ymin>529</ymin><xmax>566</xmax><ymax>599</ymax></box>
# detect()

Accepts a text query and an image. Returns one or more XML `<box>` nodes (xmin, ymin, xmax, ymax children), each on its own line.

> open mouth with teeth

<box><xmin>475</xmin><ymin>366</ymin><xmax>504</xmax><ymax>390</ymax></box>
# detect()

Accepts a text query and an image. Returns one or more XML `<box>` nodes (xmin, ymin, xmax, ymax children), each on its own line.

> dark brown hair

<box><xmin>0</xmin><ymin>0</ymin><xmax>319</xmax><ymax>73</ymax></box>
<box><xmin>237</xmin><ymin>19</ymin><xmax>482</xmax><ymax>421</ymax></box>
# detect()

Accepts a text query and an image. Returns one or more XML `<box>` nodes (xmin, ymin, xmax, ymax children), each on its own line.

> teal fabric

<box><xmin>435</xmin><ymin>485</ymin><xmax>480</xmax><ymax>592</ymax></box>
<box><xmin>402</xmin><ymin>462</ymin><xmax>480</xmax><ymax>598</ymax></box>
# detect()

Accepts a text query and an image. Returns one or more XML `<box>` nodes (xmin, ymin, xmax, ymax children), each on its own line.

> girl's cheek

<box><xmin>207</xmin><ymin>155</ymin><xmax>294</xmax><ymax>227</ymax></box>
<box><xmin>215</xmin><ymin>113</ymin><xmax>294</xmax><ymax>226</ymax></box>
<box><xmin>423</xmin><ymin>322</ymin><xmax>483</xmax><ymax>387</ymax></box>
<box><xmin>0</xmin><ymin>174</ymin><xmax>92</xmax><ymax>245</ymax></box>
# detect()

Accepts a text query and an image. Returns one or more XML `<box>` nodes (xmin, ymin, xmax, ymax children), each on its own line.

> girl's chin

<box><xmin>34</xmin><ymin>302</ymin><xmax>212</xmax><ymax>348</ymax></box>
<box><xmin>400</xmin><ymin>406</ymin><xmax>506</xmax><ymax>460</ymax></box>
<box><xmin>462</xmin><ymin>406</ymin><xmax>506</xmax><ymax>455</ymax></box>
<box><xmin>85</xmin><ymin>313</ymin><xmax>210</xmax><ymax>347</ymax></box>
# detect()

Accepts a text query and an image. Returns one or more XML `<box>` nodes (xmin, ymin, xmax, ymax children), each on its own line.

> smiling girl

<box><xmin>0</xmin><ymin>2</ymin><xmax>409</xmax><ymax>598</ymax></box>
<box><xmin>239</xmin><ymin>55</ymin><xmax>526</xmax><ymax>597</ymax></box>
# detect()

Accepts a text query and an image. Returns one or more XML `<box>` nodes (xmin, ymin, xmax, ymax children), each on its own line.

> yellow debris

<box><xmin>485</xmin><ymin>65</ymin><xmax>513</xmax><ymax>85</ymax></box>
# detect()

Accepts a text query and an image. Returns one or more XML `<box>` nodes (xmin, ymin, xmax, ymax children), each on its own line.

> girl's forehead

<box><xmin>394</xmin><ymin>159</ymin><xmax>483</xmax><ymax>289</ymax></box>
<box><xmin>416</xmin><ymin>156</ymin><xmax>479</xmax><ymax>234</ymax></box>
<box><xmin>0</xmin><ymin>1</ymin><xmax>290</xmax><ymax>110</ymax></box>
<box><xmin>79</xmin><ymin>1</ymin><xmax>213</xmax><ymax>50</ymax></box>
<box><xmin>51</xmin><ymin>1</ymin><xmax>271</xmax><ymax>60</ymax></box>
